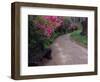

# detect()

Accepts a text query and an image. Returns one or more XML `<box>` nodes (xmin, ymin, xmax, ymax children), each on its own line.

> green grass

<box><xmin>70</xmin><ymin>30</ymin><xmax>87</xmax><ymax>47</ymax></box>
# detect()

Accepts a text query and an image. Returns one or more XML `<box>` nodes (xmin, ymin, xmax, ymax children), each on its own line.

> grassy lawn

<box><xmin>70</xmin><ymin>30</ymin><xmax>87</xmax><ymax>47</ymax></box>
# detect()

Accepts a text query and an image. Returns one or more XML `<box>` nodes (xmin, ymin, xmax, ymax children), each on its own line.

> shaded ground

<box><xmin>45</xmin><ymin>34</ymin><xmax>88</xmax><ymax>65</ymax></box>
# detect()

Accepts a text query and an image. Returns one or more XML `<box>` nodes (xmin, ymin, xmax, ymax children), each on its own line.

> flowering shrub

<box><xmin>33</xmin><ymin>16</ymin><xmax>64</xmax><ymax>37</ymax></box>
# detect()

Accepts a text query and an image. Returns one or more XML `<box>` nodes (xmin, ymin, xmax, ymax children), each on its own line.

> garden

<box><xmin>28</xmin><ymin>15</ymin><xmax>88</xmax><ymax>66</ymax></box>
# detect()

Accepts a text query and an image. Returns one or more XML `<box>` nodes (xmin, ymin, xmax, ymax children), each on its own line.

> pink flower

<box><xmin>43</xmin><ymin>16</ymin><xmax>58</xmax><ymax>22</ymax></box>
<box><xmin>44</xmin><ymin>27</ymin><xmax>53</xmax><ymax>37</ymax></box>
<box><xmin>37</xmin><ymin>24</ymin><xmax>45</xmax><ymax>29</ymax></box>
<box><xmin>49</xmin><ymin>16</ymin><xmax>57</xmax><ymax>22</ymax></box>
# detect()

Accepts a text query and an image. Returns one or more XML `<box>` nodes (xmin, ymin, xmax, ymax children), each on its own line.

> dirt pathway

<box><xmin>45</xmin><ymin>34</ymin><xmax>88</xmax><ymax>65</ymax></box>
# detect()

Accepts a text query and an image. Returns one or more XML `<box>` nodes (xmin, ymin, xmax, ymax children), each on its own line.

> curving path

<box><xmin>45</xmin><ymin>34</ymin><xmax>88</xmax><ymax>65</ymax></box>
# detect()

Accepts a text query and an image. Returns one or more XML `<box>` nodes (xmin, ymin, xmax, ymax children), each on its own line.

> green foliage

<box><xmin>70</xmin><ymin>30</ymin><xmax>87</xmax><ymax>47</ymax></box>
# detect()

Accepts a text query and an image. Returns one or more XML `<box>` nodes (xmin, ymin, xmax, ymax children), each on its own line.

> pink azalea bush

<box><xmin>33</xmin><ymin>16</ymin><xmax>64</xmax><ymax>37</ymax></box>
